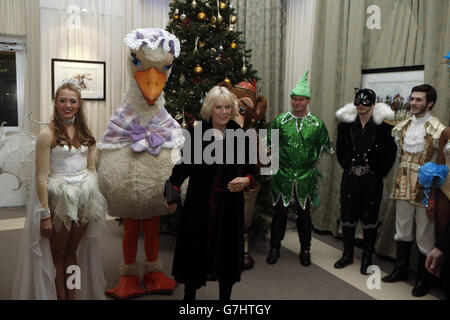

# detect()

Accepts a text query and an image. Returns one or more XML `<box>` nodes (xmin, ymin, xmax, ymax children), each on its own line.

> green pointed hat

<box><xmin>290</xmin><ymin>70</ymin><xmax>311</xmax><ymax>98</ymax></box>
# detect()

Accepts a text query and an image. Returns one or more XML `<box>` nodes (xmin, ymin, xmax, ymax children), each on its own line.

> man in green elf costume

<box><xmin>266</xmin><ymin>71</ymin><xmax>333</xmax><ymax>266</ymax></box>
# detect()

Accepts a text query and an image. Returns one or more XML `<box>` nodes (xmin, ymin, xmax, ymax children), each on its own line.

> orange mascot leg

<box><xmin>105</xmin><ymin>218</ymin><xmax>146</xmax><ymax>299</ymax></box>
<box><xmin>142</xmin><ymin>216</ymin><xmax>177</xmax><ymax>294</ymax></box>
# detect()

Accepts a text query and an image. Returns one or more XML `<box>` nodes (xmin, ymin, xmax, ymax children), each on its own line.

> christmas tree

<box><xmin>165</xmin><ymin>0</ymin><xmax>259</xmax><ymax>126</ymax></box>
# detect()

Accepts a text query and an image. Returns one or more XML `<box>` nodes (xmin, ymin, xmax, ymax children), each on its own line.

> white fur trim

<box><xmin>336</xmin><ymin>103</ymin><xmax>394</xmax><ymax>125</ymax></box>
<box><xmin>97</xmin><ymin>142</ymin><xmax>130</xmax><ymax>150</ymax></box>
<box><xmin>142</xmin><ymin>260</ymin><xmax>161</xmax><ymax>274</ymax></box>
<box><xmin>335</xmin><ymin>103</ymin><xmax>358</xmax><ymax>123</ymax></box>
<box><xmin>119</xmin><ymin>262</ymin><xmax>139</xmax><ymax>276</ymax></box>
<box><xmin>372</xmin><ymin>103</ymin><xmax>395</xmax><ymax>125</ymax></box>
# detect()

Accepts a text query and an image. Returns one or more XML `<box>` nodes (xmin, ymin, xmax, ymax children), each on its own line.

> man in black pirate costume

<box><xmin>334</xmin><ymin>88</ymin><xmax>397</xmax><ymax>274</ymax></box>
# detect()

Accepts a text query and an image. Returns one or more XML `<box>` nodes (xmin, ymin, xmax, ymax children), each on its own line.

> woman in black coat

<box><xmin>165</xmin><ymin>85</ymin><xmax>257</xmax><ymax>300</ymax></box>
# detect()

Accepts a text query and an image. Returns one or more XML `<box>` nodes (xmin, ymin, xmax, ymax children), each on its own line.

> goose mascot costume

<box><xmin>97</xmin><ymin>28</ymin><xmax>183</xmax><ymax>299</ymax></box>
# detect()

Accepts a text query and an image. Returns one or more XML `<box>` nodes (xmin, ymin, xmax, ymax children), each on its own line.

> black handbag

<box><xmin>163</xmin><ymin>180</ymin><xmax>181</xmax><ymax>206</ymax></box>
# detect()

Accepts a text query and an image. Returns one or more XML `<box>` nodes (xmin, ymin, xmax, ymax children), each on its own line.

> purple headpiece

<box><xmin>124</xmin><ymin>28</ymin><xmax>180</xmax><ymax>58</ymax></box>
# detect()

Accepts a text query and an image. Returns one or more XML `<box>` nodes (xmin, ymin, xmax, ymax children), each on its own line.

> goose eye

<box><xmin>164</xmin><ymin>64</ymin><xmax>173</xmax><ymax>71</ymax></box>
<box><xmin>131</xmin><ymin>53</ymin><xmax>141</xmax><ymax>66</ymax></box>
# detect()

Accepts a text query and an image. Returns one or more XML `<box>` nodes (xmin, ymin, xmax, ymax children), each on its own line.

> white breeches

<box><xmin>394</xmin><ymin>200</ymin><xmax>435</xmax><ymax>255</ymax></box>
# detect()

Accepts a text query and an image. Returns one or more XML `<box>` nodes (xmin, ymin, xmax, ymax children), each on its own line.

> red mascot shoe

<box><xmin>142</xmin><ymin>261</ymin><xmax>177</xmax><ymax>295</ymax></box>
<box><xmin>105</xmin><ymin>263</ymin><xmax>146</xmax><ymax>299</ymax></box>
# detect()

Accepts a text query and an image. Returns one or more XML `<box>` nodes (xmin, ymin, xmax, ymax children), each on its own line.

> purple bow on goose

<box><xmin>131</xmin><ymin>122</ymin><xmax>166</xmax><ymax>155</ymax></box>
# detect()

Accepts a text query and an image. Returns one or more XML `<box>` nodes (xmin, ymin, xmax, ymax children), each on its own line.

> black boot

<box><xmin>266</xmin><ymin>248</ymin><xmax>280</xmax><ymax>265</ymax></box>
<box><xmin>183</xmin><ymin>285</ymin><xmax>197</xmax><ymax>301</ymax></box>
<box><xmin>297</xmin><ymin>208</ymin><xmax>312</xmax><ymax>267</ymax></box>
<box><xmin>267</xmin><ymin>202</ymin><xmax>288</xmax><ymax>265</ymax></box>
<box><xmin>412</xmin><ymin>253</ymin><xmax>430</xmax><ymax>297</ymax></box>
<box><xmin>219</xmin><ymin>281</ymin><xmax>233</xmax><ymax>301</ymax></box>
<box><xmin>360</xmin><ymin>227</ymin><xmax>378</xmax><ymax>275</ymax></box>
<box><xmin>334</xmin><ymin>226</ymin><xmax>356</xmax><ymax>269</ymax></box>
<box><xmin>382</xmin><ymin>241</ymin><xmax>412</xmax><ymax>282</ymax></box>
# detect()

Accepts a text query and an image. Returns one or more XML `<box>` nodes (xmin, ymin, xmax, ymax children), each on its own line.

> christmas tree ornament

<box><xmin>180</xmin><ymin>13</ymin><xmax>187</xmax><ymax>20</ymax></box>
<box><xmin>173</xmin><ymin>14</ymin><xmax>180</xmax><ymax>20</ymax></box>
<box><xmin>174</xmin><ymin>8</ymin><xmax>180</xmax><ymax>14</ymax></box>
<box><xmin>191</xmin><ymin>0</ymin><xmax>197</xmax><ymax>9</ymax></box>
<box><xmin>210</xmin><ymin>15</ymin><xmax>217</xmax><ymax>25</ymax></box>
<box><xmin>199</xmin><ymin>41</ymin><xmax>205</xmax><ymax>48</ymax></box>
<box><xmin>230</xmin><ymin>15</ymin><xmax>237</xmax><ymax>24</ymax></box>
<box><xmin>181</xmin><ymin>107</ymin><xmax>189</xmax><ymax>129</ymax></box>
<box><xmin>241</xmin><ymin>55</ymin><xmax>247</xmax><ymax>74</ymax></box>
<box><xmin>218</xmin><ymin>45</ymin><xmax>224</xmax><ymax>51</ymax></box>
<box><xmin>224</xmin><ymin>77</ymin><xmax>231</xmax><ymax>85</ymax></box>
<box><xmin>230</xmin><ymin>42</ymin><xmax>237</xmax><ymax>49</ymax></box>
<box><xmin>220</xmin><ymin>2</ymin><xmax>227</xmax><ymax>10</ymax></box>
<box><xmin>193</xmin><ymin>37</ymin><xmax>199</xmax><ymax>53</ymax></box>
<box><xmin>210</xmin><ymin>48</ymin><xmax>217</xmax><ymax>54</ymax></box>
<box><xmin>197</xmin><ymin>12</ymin><xmax>207</xmax><ymax>21</ymax></box>
<box><xmin>216</xmin><ymin>55</ymin><xmax>222</xmax><ymax>62</ymax></box>
<box><xmin>216</xmin><ymin>0</ymin><xmax>223</xmax><ymax>24</ymax></box>
<box><xmin>179</xmin><ymin>74</ymin><xmax>186</xmax><ymax>85</ymax></box>
<box><xmin>194</xmin><ymin>65</ymin><xmax>203</xmax><ymax>74</ymax></box>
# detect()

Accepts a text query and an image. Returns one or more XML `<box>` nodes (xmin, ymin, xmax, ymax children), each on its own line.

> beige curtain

<box><xmin>284</xmin><ymin>0</ymin><xmax>316</xmax><ymax>112</ymax></box>
<box><xmin>310</xmin><ymin>0</ymin><xmax>450</xmax><ymax>260</ymax></box>
<box><xmin>230</xmin><ymin>0</ymin><xmax>286</xmax><ymax>121</ymax></box>
<box><xmin>24</xmin><ymin>1</ymin><xmax>41</xmax><ymax>134</ymax></box>
<box><xmin>0</xmin><ymin>0</ymin><xmax>26</xmax><ymax>36</ymax></box>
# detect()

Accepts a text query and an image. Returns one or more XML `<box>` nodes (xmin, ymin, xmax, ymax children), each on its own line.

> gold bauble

<box><xmin>241</xmin><ymin>65</ymin><xmax>248</xmax><ymax>75</ymax></box>
<box><xmin>181</xmin><ymin>121</ymin><xmax>189</xmax><ymax>129</ymax></box>
<box><xmin>230</xmin><ymin>15</ymin><xmax>237</xmax><ymax>24</ymax></box>
<box><xmin>220</xmin><ymin>2</ymin><xmax>227</xmax><ymax>10</ymax></box>
<box><xmin>210</xmin><ymin>15</ymin><xmax>217</xmax><ymax>25</ymax></box>
<box><xmin>230</xmin><ymin>42</ymin><xmax>237</xmax><ymax>49</ymax></box>
<box><xmin>173</xmin><ymin>14</ymin><xmax>180</xmax><ymax>20</ymax></box>
<box><xmin>224</xmin><ymin>77</ymin><xmax>231</xmax><ymax>85</ymax></box>
<box><xmin>210</xmin><ymin>48</ymin><xmax>217</xmax><ymax>54</ymax></box>
<box><xmin>216</xmin><ymin>55</ymin><xmax>222</xmax><ymax>62</ymax></box>
<box><xmin>199</xmin><ymin>41</ymin><xmax>205</xmax><ymax>48</ymax></box>
<box><xmin>194</xmin><ymin>64</ymin><xmax>203</xmax><ymax>75</ymax></box>
<box><xmin>197</xmin><ymin>12</ymin><xmax>207</xmax><ymax>21</ymax></box>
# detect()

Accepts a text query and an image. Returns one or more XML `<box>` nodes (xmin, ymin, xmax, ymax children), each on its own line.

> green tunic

<box><xmin>268</xmin><ymin>111</ymin><xmax>333</xmax><ymax>209</ymax></box>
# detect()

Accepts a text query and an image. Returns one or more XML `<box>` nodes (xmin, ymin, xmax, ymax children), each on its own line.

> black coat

<box><xmin>337</xmin><ymin>119</ymin><xmax>397</xmax><ymax>178</ymax></box>
<box><xmin>336</xmin><ymin>117</ymin><xmax>397</xmax><ymax>223</ymax></box>
<box><xmin>169</xmin><ymin>120</ymin><xmax>257</xmax><ymax>287</ymax></box>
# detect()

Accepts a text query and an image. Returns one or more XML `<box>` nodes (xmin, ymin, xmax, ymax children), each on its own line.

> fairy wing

<box><xmin>0</xmin><ymin>127</ymin><xmax>36</xmax><ymax>191</ymax></box>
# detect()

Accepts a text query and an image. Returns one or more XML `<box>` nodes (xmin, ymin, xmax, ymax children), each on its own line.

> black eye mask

<box><xmin>354</xmin><ymin>88</ymin><xmax>376</xmax><ymax>107</ymax></box>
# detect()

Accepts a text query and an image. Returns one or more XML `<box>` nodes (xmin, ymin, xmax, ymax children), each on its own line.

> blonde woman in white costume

<box><xmin>12</xmin><ymin>82</ymin><xmax>107</xmax><ymax>300</ymax></box>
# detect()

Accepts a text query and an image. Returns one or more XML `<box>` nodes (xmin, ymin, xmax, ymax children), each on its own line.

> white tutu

<box><xmin>48</xmin><ymin>170</ymin><xmax>107</xmax><ymax>233</ymax></box>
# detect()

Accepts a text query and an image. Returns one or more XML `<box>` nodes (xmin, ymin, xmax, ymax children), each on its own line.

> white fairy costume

<box><xmin>12</xmin><ymin>143</ymin><xmax>107</xmax><ymax>300</ymax></box>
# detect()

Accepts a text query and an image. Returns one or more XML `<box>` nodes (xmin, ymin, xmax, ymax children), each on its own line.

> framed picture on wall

<box><xmin>361</xmin><ymin>66</ymin><xmax>424</xmax><ymax>124</ymax></box>
<box><xmin>51</xmin><ymin>59</ymin><xmax>106</xmax><ymax>101</ymax></box>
